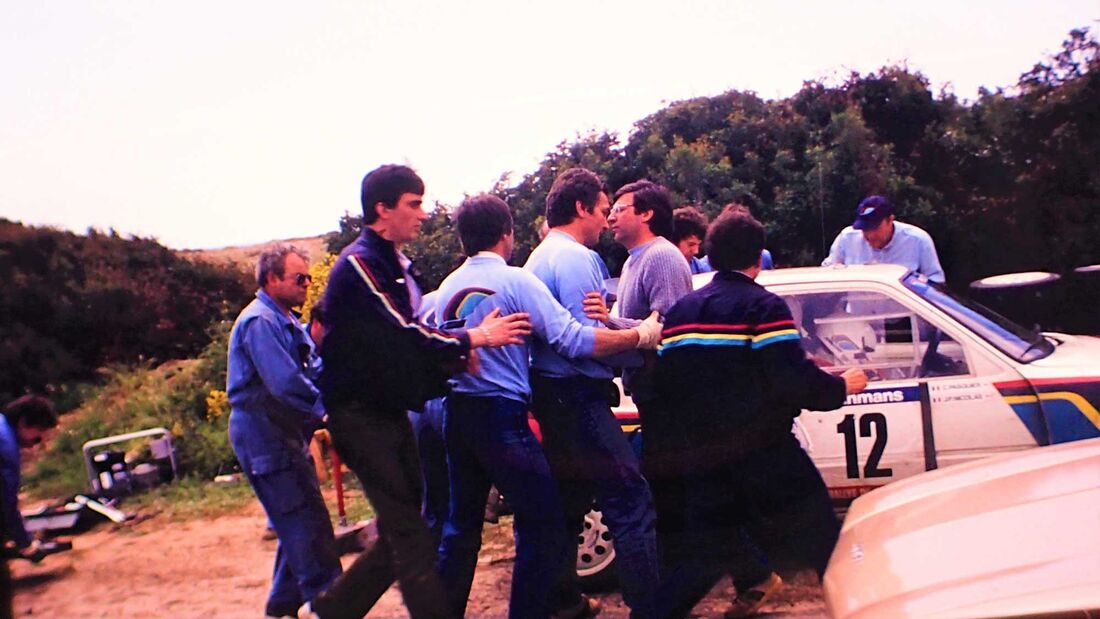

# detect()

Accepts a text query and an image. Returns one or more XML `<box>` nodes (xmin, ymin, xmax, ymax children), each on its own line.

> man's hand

<box><xmin>583</xmin><ymin>291</ymin><xmax>610</xmax><ymax>324</ymax></box>
<box><xmin>469</xmin><ymin>308</ymin><xmax>532</xmax><ymax>348</ymax></box>
<box><xmin>841</xmin><ymin>368</ymin><xmax>869</xmax><ymax>394</ymax></box>
<box><xmin>634</xmin><ymin>311</ymin><xmax>663</xmax><ymax>350</ymax></box>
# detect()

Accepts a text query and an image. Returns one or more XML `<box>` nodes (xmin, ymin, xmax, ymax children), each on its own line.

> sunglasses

<box><xmin>293</xmin><ymin>273</ymin><xmax>312</xmax><ymax>286</ymax></box>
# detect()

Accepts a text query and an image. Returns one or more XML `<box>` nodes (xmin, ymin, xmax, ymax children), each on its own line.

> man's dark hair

<box><xmin>614</xmin><ymin>180</ymin><xmax>674</xmax><ymax>238</ymax></box>
<box><xmin>671</xmin><ymin>206</ymin><xmax>709</xmax><ymax>244</ymax></box>
<box><xmin>360</xmin><ymin>164</ymin><xmax>425</xmax><ymax>225</ymax></box>
<box><xmin>3</xmin><ymin>395</ymin><xmax>58</xmax><ymax>429</ymax></box>
<box><xmin>545</xmin><ymin>168</ymin><xmax>605</xmax><ymax>228</ymax></box>
<box><xmin>722</xmin><ymin>202</ymin><xmax>753</xmax><ymax>216</ymax></box>
<box><xmin>455</xmin><ymin>194</ymin><xmax>514</xmax><ymax>256</ymax></box>
<box><xmin>706</xmin><ymin>211</ymin><xmax>766</xmax><ymax>272</ymax></box>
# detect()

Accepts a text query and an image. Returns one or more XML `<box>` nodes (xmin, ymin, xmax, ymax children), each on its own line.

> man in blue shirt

<box><xmin>226</xmin><ymin>244</ymin><xmax>342</xmax><ymax>619</ymax></box>
<box><xmin>1</xmin><ymin>394</ymin><xmax>58</xmax><ymax>617</ymax></box>
<box><xmin>823</xmin><ymin>195</ymin><xmax>945</xmax><ymax>283</ymax></box>
<box><xmin>525</xmin><ymin>168</ymin><xmax>662</xmax><ymax>619</ymax></box>
<box><xmin>673</xmin><ymin>205</ymin><xmax>774</xmax><ymax>274</ymax></box>
<box><xmin>435</xmin><ymin>194</ymin><xmax>659</xmax><ymax>619</ymax></box>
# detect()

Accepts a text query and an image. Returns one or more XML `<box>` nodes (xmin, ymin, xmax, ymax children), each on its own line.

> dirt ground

<box><xmin>11</xmin><ymin>499</ymin><xmax>828</xmax><ymax>618</ymax></box>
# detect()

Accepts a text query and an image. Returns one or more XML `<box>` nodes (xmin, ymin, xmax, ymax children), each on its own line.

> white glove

<box><xmin>635</xmin><ymin>311</ymin><xmax>663</xmax><ymax>350</ymax></box>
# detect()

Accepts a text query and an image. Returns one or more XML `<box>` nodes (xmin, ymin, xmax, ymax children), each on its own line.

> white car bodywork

<box><xmin>614</xmin><ymin>264</ymin><xmax>1100</xmax><ymax>502</ymax></box>
<box><xmin>823</xmin><ymin>437</ymin><xmax>1100</xmax><ymax>618</ymax></box>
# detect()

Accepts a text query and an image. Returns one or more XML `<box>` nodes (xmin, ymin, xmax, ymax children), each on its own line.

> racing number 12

<box><xmin>837</xmin><ymin>413</ymin><xmax>893</xmax><ymax>479</ymax></box>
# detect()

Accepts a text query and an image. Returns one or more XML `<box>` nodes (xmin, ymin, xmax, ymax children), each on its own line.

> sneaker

<box><xmin>297</xmin><ymin>601</ymin><xmax>321</xmax><ymax>619</ymax></box>
<box><xmin>552</xmin><ymin>594</ymin><xmax>602</xmax><ymax>619</ymax></box>
<box><xmin>723</xmin><ymin>572</ymin><xmax>783</xmax><ymax>618</ymax></box>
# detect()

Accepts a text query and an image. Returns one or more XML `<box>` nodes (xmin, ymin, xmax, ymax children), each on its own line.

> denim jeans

<box><xmin>436</xmin><ymin>393</ymin><xmax>567</xmax><ymax>619</ymax></box>
<box><xmin>311</xmin><ymin>407</ymin><xmax>452</xmax><ymax>619</ymax></box>
<box><xmin>530</xmin><ymin>374</ymin><xmax>659</xmax><ymax>619</ymax></box>
<box><xmin>229</xmin><ymin>411</ymin><xmax>342</xmax><ymax>616</ymax></box>
<box><xmin>656</xmin><ymin>434</ymin><xmax>840</xmax><ymax>618</ymax></box>
<box><xmin>409</xmin><ymin>397</ymin><xmax>449</xmax><ymax>547</ymax></box>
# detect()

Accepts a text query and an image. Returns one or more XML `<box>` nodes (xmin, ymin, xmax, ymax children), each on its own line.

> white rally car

<box><xmin>578</xmin><ymin>264</ymin><xmax>1100</xmax><ymax>582</ymax></box>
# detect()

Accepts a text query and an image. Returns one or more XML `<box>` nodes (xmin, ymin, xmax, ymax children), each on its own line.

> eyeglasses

<box><xmin>294</xmin><ymin>273</ymin><xmax>312</xmax><ymax>286</ymax></box>
<box><xmin>610</xmin><ymin>203</ymin><xmax>635</xmax><ymax>216</ymax></box>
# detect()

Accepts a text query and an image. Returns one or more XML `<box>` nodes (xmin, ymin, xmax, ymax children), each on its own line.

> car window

<box><xmin>902</xmin><ymin>273</ymin><xmax>1054</xmax><ymax>363</ymax></box>
<box><xmin>782</xmin><ymin>290</ymin><xmax>970</xmax><ymax>382</ymax></box>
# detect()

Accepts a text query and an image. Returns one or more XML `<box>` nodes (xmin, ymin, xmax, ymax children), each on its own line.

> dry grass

<box><xmin>177</xmin><ymin>234</ymin><xmax>332</xmax><ymax>270</ymax></box>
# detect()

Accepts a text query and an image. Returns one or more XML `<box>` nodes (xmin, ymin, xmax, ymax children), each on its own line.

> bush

<box><xmin>24</xmin><ymin>322</ymin><xmax>238</xmax><ymax>499</ymax></box>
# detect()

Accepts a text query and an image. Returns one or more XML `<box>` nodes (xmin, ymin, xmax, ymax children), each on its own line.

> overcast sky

<box><xmin>2</xmin><ymin>1</ymin><xmax>1096</xmax><ymax>249</ymax></box>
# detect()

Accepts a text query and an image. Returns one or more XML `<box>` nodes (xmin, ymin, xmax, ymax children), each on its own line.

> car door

<box><xmin>775</xmin><ymin>283</ymin><xmax>1036</xmax><ymax>502</ymax></box>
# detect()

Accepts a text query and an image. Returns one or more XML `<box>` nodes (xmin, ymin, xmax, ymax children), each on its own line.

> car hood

<box><xmin>824</xmin><ymin>438</ymin><xmax>1100</xmax><ymax>619</ymax></box>
<box><xmin>1019</xmin><ymin>332</ymin><xmax>1100</xmax><ymax>379</ymax></box>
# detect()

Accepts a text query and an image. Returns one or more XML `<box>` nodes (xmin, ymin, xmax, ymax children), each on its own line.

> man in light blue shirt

<box><xmin>226</xmin><ymin>244</ymin><xmax>341</xmax><ymax>619</ymax></box>
<box><xmin>525</xmin><ymin>168</ymin><xmax>662</xmax><ymax>619</ymax></box>
<box><xmin>823</xmin><ymin>195</ymin><xmax>945</xmax><ymax>283</ymax></box>
<box><xmin>435</xmin><ymin>194</ymin><xmax>658</xmax><ymax>619</ymax></box>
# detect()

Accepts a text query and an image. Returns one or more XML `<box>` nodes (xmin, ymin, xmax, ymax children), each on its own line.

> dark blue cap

<box><xmin>853</xmin><ymin>195</ymin><xmax>893</xmax><ymax>230</ymax></box>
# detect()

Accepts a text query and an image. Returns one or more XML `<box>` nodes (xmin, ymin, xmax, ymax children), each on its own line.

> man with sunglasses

<box><xmin>226</xmin><ymin>244</ymin><xmax>342</xmax><ymax>619</ymax></box>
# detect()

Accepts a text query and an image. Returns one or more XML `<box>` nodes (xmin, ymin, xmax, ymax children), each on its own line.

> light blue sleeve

<box><xmin>919</xmin><ymin>235</ymin><xmax>946</xmax><ymax>283</ymax></box>
<box><xmin>240</xmin><ymin>316</ymin><xmax>325</xmax><ymax>420</ymax></box>
<box><xmin>823</xmin><ymin>231</ymin><xmax>846</xmax><ymax>266</ymax></box>
<box><xmin>519</xmin><ymin>274</ymin><xmax>596</xmax><ymax>359</ymax></box>
<box><xmin>551</xmin><ymin>248</ymin><xmax>608</xmax><ymax>329</ymax></box>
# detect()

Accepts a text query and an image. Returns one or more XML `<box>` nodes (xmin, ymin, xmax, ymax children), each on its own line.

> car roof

<box><xmin>692</xmin><ymin>263</ymin><xmax>911</xmax><ymax>289</ymax></box>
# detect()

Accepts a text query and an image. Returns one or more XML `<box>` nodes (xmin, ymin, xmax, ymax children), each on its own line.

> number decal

<box><xmin>837</xmin><ymin>413</ymin><xmax>894</xmax><ymax>479</ymax></box>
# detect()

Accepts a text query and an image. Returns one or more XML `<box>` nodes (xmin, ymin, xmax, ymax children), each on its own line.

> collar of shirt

<box><xmin>547</xmin><ymin>229</ymin><xmax>581</xmax><ymax>245</ymax></box>
<box><xmin>715</xmin><ymin>270</ymin><xmax>757</xmax><ymax>285</ymax></box>
<box><xmin>473</xmin><ymin>251</ymin><xmax>507</xmax><ymax>264</ymax></box>
<box><xmin>255</xmin><ymin>289</ymin><xmax>296</xmax><ymax>324</ymax></box>
<box><xmin>627</xmin><ymin>237</ymin><xmax>659</xmax><ymax>259</ymax></box>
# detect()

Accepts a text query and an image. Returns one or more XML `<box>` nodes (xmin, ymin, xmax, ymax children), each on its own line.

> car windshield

<box><xmin>903</xmin><ymin>273</ymin><xmax>1055</xmax><ymax>363</ymax></box>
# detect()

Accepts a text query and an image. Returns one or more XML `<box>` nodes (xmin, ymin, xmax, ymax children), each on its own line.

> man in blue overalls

<box><xmin>227</xmin><ymin>244</ymin><xmax>341</xmax><ymax>618</ymax></box>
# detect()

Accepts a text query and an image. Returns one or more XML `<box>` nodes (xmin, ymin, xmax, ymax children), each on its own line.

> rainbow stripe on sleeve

<box><xmin>658</xmin><ymin>319</ymin><xmax>800</xmax><ymax>354</ymax></box>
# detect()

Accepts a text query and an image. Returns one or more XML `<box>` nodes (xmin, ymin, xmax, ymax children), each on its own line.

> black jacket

<box><xmin>655</xmin><ymin>270</ymin><xmax>846</xmax><ymax>466</ymax></box>
<box><xmin>318</xmin><ymin>228</ymin><xmax>470</xmax><ymax>414</ymax></box>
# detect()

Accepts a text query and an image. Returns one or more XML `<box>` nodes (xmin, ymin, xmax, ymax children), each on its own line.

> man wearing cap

<box><xmin>822</xmin><ymin>195</ymin><xmax>945</xmax><ymax>283</ymax></box>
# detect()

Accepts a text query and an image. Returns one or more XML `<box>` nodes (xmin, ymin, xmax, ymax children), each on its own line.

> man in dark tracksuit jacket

<box><xmin>653</xmin><ymin>212</ymin><xmax>866</xmax><ymax>619</ymax></box>
<box><xmin>305</xmin><ymin>165</ymin><xmax>530</xmax><ymax>619</ymax></box>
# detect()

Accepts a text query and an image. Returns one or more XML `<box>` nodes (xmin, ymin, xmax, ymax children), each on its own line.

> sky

<box><xmin>2</xmin><ymin>1</ymin><xmax>1097</xmax><ymax>249</ymax></box>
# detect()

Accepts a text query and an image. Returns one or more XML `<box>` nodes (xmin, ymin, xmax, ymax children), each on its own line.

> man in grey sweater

<box><xmin>585</xmin><ymin>179</ymin><xmax>692</xmax><ymax>572</ymax></box>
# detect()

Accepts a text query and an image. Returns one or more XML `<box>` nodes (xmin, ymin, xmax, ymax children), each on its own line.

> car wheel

<box><xmin>576</xmin><ymin>507</ymin><xmax>616</xmax><ymax>589</ymax></box>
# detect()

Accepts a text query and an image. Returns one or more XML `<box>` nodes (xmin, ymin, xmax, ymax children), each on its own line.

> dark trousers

<box><xmin>311</xmin><ymin>406</ymin><xmax>452</xmax><ymax>619</ymax></box>
<box><xmin>531</xmin><ymin>374</ymin><xmax>659</xmax><ymax>619</ymax></box>
<box><xmin>409</xmin><ymin>398</ymin><xmax>449</xmax><ymax>547</ymax></box>
<box><xmin>656</xmin><ymin>434</ymin><xmax>840</xmax><ymax>618</ymax></box>
<box><xmin>438</xmin><ymin>393</ymin><xmax>568</xmax><ymax>619</ymax></box>
<box><xmin>229</xmin><ymin>412</ymin><xmax>342</xmax><ymax>617</ymax></box>
<box><xmin>637</xmin><ymin>399</ymin><xmax>772</xmax><ymax>592</ymax></box>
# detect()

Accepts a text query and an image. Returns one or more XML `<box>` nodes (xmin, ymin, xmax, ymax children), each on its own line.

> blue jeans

<box><xmin>656</xmin><ymin>434</ymin><xmax>839</xmax><ymax>618</ymax></box>
<box><xmin>530</xmin><ymin>374</ymin><xmax>659</xmax><ymax>619</ymax></box>
<box><xmin>410</xmin><ymin>397</ymin><xmax>449</xmax><ymax>546</ymax></box>
<box><xmin>229</xmin><ymin>411</ymin><xmax>342</xmax><ymax>616</ymax></box>
<box><xmin>438</xmin><ymin>393</ymin><xmax>568</xmax><ymax>619</ymax></box>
